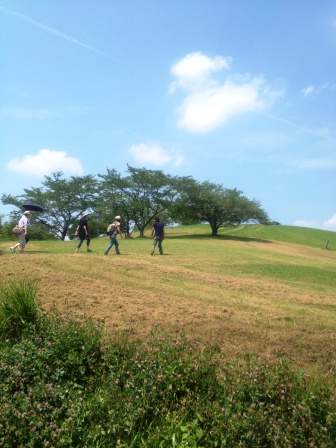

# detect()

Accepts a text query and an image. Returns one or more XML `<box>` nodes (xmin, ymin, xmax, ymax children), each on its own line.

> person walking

<box><xmin>104</xmin><ymin>216</ymin><xmax>123</xmax><ymax>255</ymax></box>
<box><xmin>150</xmin><ymin>217</ymin><xmax>165</xmax><ymax>255</ymax></box>
<box><xmin>75</xmin><ymin>211</ymin><xmax>92</xmax><ymax>253</ymax></box>
<box><xmin>10</xmin><ymin>210</ymin><xmax>31</xmax><ymax>254</ymax></box>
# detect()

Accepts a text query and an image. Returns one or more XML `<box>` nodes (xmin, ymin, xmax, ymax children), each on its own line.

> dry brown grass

<box><xmin>1</xmin><ymin>233</ymin><xmax>335</xmax><ymax>375</ymax></box>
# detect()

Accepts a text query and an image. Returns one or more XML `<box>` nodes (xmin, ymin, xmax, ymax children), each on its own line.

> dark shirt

<box><xmin>152</xmin><ymin>221</ymin><xmax>164</xmax><ymax>238</ymax></box>
<box><xmin>78</xmin><ymin>217</ymin><xmax>88</xmax><ymax>239</ymax></box>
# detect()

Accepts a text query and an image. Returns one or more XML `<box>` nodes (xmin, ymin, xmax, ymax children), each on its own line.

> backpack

<box><xmin>106</xmin><ymin>223</ymin><xmax>116</xmax><ymax>235</ymax></box>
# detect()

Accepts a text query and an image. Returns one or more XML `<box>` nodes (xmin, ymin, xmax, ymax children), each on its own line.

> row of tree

<box><xmin>1</xmin><ymin>165</ymin><xmax>270</xmax><ymax>240</ymax></box>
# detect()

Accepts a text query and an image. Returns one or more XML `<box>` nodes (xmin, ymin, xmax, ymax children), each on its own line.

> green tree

<box><xmin>171</xmin><ymin>181</ymin><xmax>269</xmax><ymax>236</ymax></box>
<box><xmin>2</xmin><ymin>172</ymin><xmax>98</xmax><ymax>240</ymax></box>
<box><xmin>96</xmin><ymin>169</ymin><xmax>132</xmax><ymax>235</ymax></box>
<box><xmin>98</xmin><ymin>166</ymin><xmax>180</xmax><ymax>237</ymax></box>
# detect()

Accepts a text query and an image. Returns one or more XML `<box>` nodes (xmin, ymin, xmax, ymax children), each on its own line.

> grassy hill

<box><xmin>0</xmin><ymin>224</ymin><xmax>335</xmax><ymax>447</ymax></box>
<box><xmin>1</xmin><ymin>224</ymin><xmax>335</xmax><ymax>375</ymax></box>
<box><xmin>168</xmin><ymin>223</ymin><xmax>336</xmax><ymax>250</ymax></box>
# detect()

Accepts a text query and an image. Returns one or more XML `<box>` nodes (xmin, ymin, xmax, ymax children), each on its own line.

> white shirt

<box><xmin>18</xmin><ymin>215</ymin><xmax>30</xmax><ymax>228</ymax></box>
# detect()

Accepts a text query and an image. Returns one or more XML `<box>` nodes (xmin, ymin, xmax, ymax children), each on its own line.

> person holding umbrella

<box><xmin>10</xmin><ymin>210</ymin><xmax>32</xmax><ymax>254</ymax></box>
<box><xmin>75</xmin><ymin>211</ymin><xmax>92</xmax><ymax>253</ymax></box>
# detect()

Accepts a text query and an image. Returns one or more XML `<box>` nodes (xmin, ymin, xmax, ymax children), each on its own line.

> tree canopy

<box><xmin>2</xmin><ymin>172</ymin><xmax>98</xmax><ymax>240</ymax></box>
<box><xmin>2</xmin><ymin>167</ymin><xmax>270</xmax><ymax>239</ymax></box>
<box><xmin>170</xmin><ymin>181</ymin><xmax>269</xmax><ymax>236</ymax></box>
<box><xmin>98</xmin><ymin>165</ymin><xmax>181</xmax><ymax>237</ymax></box>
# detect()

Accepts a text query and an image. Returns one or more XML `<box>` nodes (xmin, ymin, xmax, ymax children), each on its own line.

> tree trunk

<box><xmin>210</xmin><ymin>224</ymin><xmax>218</xmax><ymax>236</ymax></box>
<box><xmin>61</xmin><ymin>226</ymin><xmax>69</xmax><ymax>241</ymax></box>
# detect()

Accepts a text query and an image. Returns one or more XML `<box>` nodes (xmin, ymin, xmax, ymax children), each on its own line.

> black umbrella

<box><xmin>22</xmin><ymin>203</ymin><xmax>44</xmax><ymax>212</ymax></box>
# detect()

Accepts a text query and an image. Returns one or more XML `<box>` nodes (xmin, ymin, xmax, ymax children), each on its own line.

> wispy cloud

<box><xmin>291</xmin><ymin>156</ymin><xmax>336</xmax><ymax>170</ymax></box>
<box><xmin>301</xmin><ymin>85</ymin><xmax>315</xmax><ymax>97</ymax></box>
<box><xmin>170</xmin><ymin>52</ymin><xmax>283</xmax><ymax>133</ymax></box>
<box><xmin>129</xmin><ymin>143</ymin><xmax>184</xmax><ymax>167</ymax></box>
<box><xmin>300</xmin><ymin>82</ymin><xmax>335</xmax><ymax>97</ymax></box>
<box><xmin>293</xmin><ymin>214</ymin><xmax>336</xmax><ymax>231</ymax></box>
<box><xmin>264</xmin><ymin>112</ymin><xmax>332</xmax><ymax>138</ymax></box>
<box><xmin>0</xmin><ymin>106</ymin><xmax>90</xmax><ymax>120</ymax></box>
<box><xmin>6</xmin><ymin>149</ymin><xmax>83</xmax><ymax>177</ymax></box>
<box><xmin>0</xmin><ymin>6</ymin><xmax>113</xmax><ymax>60</ymax></box>
<box><xmin>292</xmin><ymin>219</ymin><xmax>320</xmax><ymax>229</ymax></box>
<box><xmin>0</xmin><ymin>107</ymin><xmax>57</xmax><ymax>120</ymax></box>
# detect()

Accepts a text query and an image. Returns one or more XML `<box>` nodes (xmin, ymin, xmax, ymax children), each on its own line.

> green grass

<box><xmin>218</xmin><ymin>224</ymin><xmax>336</xmax><ymax>250</ymax></box>
<box><xmin>1</xmin><ymin>225</ymin><xmax>336</xmax><ymax>446</ymax></box>
<box><xmin>164</xmin><ymin>223</ymin><xmax>335</xmax><ymax>249</ymax></box>
<box><xmin>1</xmin><ymin>224</ymin><xmax>335</xmax><ymax>372</ymax></box>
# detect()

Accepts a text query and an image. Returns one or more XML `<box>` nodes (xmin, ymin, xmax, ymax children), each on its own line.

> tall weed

<box><xmin>0</xmin><ymin>278</ymin><xmax>39</xmax><ymax>339</ymax></box>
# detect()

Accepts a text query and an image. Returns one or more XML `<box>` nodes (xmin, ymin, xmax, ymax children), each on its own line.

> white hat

<box><xmin>82</xmin><ymin>211</ymin><xmax>90</xmax><ymax>217</ymax></box>
<box><xmin>23</xmin><ymin>210</ymin><xmax>31</xmax><ymax>216</ymax></box>
<box><xmin>115</xmin><ymin>215</ymin><xmax>121</xmax><ymax>220</ymax></box>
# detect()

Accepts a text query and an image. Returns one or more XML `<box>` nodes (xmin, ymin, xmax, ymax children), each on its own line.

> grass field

<box><xmin>1</xmin><ymin>224</ymin><xmax>335</xmax><ymax>376</ymax></box>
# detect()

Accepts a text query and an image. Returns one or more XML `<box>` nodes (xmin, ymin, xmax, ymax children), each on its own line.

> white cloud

<box><xmin>170</xmin><ymin>52</ymin><xmax>281</xmax><ymax>133</ymax></box>
<box><xmin>323</xmin><ymin>214</ymin><xmax>336</xmax><ymax>231</ymax></box>
<box><xmin>170</xmin><ymin>52</ymin><xmax>230</xmax><ymax>91</ymax></box>
<box><xmin>177</xmin><ymin>80</ymin><xmax>263</xmax><ymax>133</ymax></box>
<box><xmin>6</xmin><ymin>149</ymin><xmax>83</xmax><ymax>177</ymax></box>
<box><xmin>129</xmin><ymin>143</ymin><xmax>184</xmax><ymax>167</ymax></box>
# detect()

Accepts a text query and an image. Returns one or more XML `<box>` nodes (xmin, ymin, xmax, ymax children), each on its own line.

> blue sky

<box><xmin>1</xmin><ymin>0</ymin><xmax>335</xmax><ymax>230</ymax></box>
